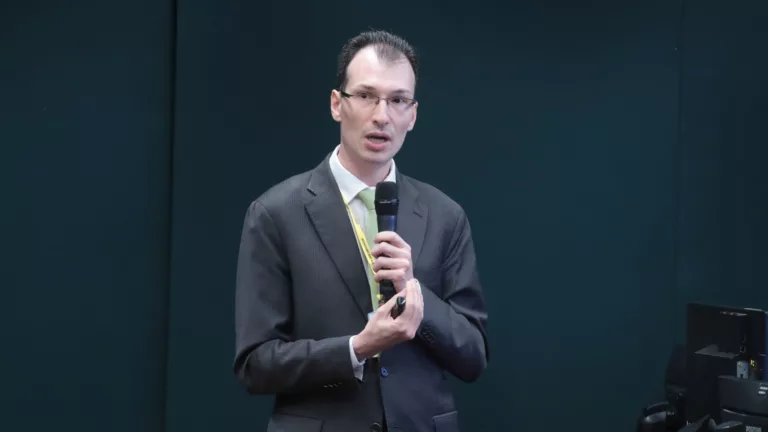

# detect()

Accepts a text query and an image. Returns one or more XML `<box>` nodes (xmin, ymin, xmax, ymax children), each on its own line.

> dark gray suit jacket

<box><xmin>233</xmin><ymin>154</ymin><xmax>489</xmax><ymax>432</ymax></box>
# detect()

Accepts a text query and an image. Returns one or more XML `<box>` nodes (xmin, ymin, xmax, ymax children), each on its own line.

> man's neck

<box><xmin>337</xmin><ymin>146</ymin><xmax>392</xmax><ymax>187</ymax></box>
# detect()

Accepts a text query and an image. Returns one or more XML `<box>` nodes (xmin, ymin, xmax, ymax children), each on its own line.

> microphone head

<box><xmin>374</xmin><ymin>181</ymin><xmax>398</xmax><ymax>216</ymax></box>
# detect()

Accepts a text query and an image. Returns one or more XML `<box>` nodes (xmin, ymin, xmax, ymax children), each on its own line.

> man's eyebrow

<box><xmin>352</xmin><ymin>84</ymin><xmax>413</xmax><ymax>96</ymax></box>
<box><xmin>389</xmin><ymin>89</ymin><xmax>412</xmax><ymax>96</ymax></box>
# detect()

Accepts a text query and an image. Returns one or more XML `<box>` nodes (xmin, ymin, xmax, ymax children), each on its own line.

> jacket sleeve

<box><xmin>417</xmin><ymin>208</ymin><xmax>490</xmax><ymax>383</ymax></box>
<box><xmin>232</xmin><ymin>200</ymin><xmax>357</xmax><ymax>395</ymax></box>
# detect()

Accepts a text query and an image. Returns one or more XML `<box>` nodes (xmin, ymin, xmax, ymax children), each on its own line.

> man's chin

<box><xmin>361</xmin><ymin>152</ymin><xmax>393</xmax><ymax>166</ymax></box>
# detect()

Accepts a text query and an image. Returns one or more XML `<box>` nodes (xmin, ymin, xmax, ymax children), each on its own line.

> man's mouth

<box><xmin>366</xmin><ymin>132</ymin><xmax>390</xmax><ymax>143</ymax></box>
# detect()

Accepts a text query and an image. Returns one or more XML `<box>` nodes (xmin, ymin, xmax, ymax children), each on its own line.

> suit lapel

<box><xmin>304</xmin><ymin>157</ymin><xmax>372</xmax><ymax>319</ymax></box>
<box><xmin>396</xmin><ymin>173</ymin><xmax>427</xmax><ymax>267</ymax></box>
<box><xmin>303</xmin><ymin>157</ymin><xmax>429</xmax><ymax>319</ymax></box>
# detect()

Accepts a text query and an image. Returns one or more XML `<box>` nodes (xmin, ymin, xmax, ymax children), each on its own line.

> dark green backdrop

<box><xmin>3</xmin><ymin>1</ymin><xmax>766</xmax><ymax>431</ymax></box>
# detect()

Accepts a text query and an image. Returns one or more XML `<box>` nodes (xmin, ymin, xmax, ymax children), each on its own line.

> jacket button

<box><xmin>380</xmin><ymin>367</ymin><xmax>389</xmax><ymax>377</ymax></box>
<box><xmin>370</xmin><ymin>422</ymin><xmax>382</xmax><ymax>432</ymax></box>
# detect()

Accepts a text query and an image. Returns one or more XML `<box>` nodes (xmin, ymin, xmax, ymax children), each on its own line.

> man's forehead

<box><xmin>346</xmin><ymin>47</ymin><xmax>415</xmax><ymax>92</ymax></box>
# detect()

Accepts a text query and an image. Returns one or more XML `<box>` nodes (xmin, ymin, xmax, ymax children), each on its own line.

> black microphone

<box><xmin>374</xmin><ymin>181</ymin><xmax>405</xmax><ymax>318</ymax></box>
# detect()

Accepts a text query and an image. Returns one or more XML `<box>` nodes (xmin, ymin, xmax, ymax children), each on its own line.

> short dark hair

<box><xmin>335</xmin><ymin>30</ymin><xmax>419</xmax><ymax>92</ymax></box>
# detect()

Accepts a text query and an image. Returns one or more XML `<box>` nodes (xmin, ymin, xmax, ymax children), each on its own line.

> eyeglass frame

<box><xmin>338</xmin><ymin>90</ymin><xmax>417</xmax><ymax>113</ymax></box>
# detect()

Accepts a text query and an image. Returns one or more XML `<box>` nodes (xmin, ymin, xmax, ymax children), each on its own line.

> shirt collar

<box><xmin>329</xmin><ymin>144</ymin><xmax>397</xmax><ymax>204</ymax></box>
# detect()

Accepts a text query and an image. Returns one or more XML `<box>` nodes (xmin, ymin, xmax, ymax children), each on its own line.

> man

<box><xmin>233</xmin><ymin>30</ymin><xmax>489</xmax><ymax>432</ymax></box>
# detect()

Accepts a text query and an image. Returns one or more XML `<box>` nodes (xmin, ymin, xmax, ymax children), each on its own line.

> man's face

<box><xmin>331</xmin><ymin>46</ymin><xmax>418</xmax><ymax>170</ymax></box>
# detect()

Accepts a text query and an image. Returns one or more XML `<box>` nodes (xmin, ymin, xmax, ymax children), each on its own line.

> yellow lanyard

<box><xmin>345</xmin><ymin>201</ymin><xmax>384</xmax><ymax>357</ymax></box>
<box><xmin>344</xmin><ymin>203</ymin><xmax>383</xmax><ymax>304</ymax></box>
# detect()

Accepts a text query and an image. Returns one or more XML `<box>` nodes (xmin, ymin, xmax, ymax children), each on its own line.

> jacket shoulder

<box><xmin>403</xmin><ymin>175</ymin><xmax>465</xmax><ymax>218</ymax></box>
<box><xmin>247</xmin><ymin>169</ymin><xmax>312</xmax><ymax>215</ymax></box>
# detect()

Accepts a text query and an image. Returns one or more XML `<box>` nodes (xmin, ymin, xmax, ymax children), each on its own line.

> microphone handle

<box><xmin>377</xmin><ymin>215</ymin><xmax>396</xmax><ymax>232</ymax></box>
<box><xmin>376</xmin><ymin>214</ymin><xmax>397</xmax><ymax>300</ymax></box>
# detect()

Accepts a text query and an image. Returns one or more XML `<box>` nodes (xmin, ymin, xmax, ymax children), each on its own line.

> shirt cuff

<box><xmin>349</xmin><ymin>336</ymin><xmax>366</xmax><ymax>381</ymax></box>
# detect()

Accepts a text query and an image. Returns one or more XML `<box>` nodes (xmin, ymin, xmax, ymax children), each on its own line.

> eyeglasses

<box><xmin>339</xmin><ymin>90</ymin><xmax>417</xmax><ymax>114</ymax></box>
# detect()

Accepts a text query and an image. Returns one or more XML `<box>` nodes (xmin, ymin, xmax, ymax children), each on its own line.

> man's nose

<box><xmin>371</xmin><ymin>99</ymin><xmax>390</xmax><ymax>125</ymax></box>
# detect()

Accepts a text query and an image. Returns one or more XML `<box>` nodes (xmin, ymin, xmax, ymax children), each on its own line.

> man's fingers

<box><xmin>374</xmin><ymin>268</ymin><xmax>406</xmax><ymax>283</ymax></box>
<box><xmin>413</xmin><ymin>281</ymin><xmax>424</xmax><ymax>309</ymax></box>
<box><xmin>402</xmin><ymin>286</ymin><xmax>420</xmax><ymax>338</ymax></box>
<box><xmin>406</xmin><ymin>281</ymin><xmax>424</xmax><ymax>322</ymax></box>
<box><xmin>398</xmin><ymin>283</ymin><xmax>417</xmax><ymax>320</ymax></box>
<box><xmin>373</xmin><ymin>256</ymin><xmax>409</xmax><ymax>272</ymax></box>
<box><xmin>371</xmin><ymin>241</ymin><xmax>409</xmax><ymax>259</ymax></box>
<box><xmin>374</xmin><ymin>231</ymin><xmax>410</xmax><ymax>250</ymax></box>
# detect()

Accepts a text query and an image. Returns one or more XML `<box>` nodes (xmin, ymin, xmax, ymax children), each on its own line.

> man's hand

<box><xmin>352</xmin><ymin>279</ymin><xmax>424</xmax><ymax>361</ymax></box>
<box><xmin>371</xmin><ymin>231</ymin><xmax>413</xmax><ymax>293</ymax></box>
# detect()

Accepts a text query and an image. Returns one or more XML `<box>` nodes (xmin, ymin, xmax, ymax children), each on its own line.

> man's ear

<box><xmin>330</xmin><ymin>89</ymin><xmax>342</xmax><ymax>122</ymax></box>
<box><xmin>407</xmin><ymin>101</ymin><xmax>418</xmax><ymax>131</ymax></box>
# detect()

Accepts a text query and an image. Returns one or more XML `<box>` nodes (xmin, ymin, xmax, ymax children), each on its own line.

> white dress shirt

<box><xmin>328</xmin><ymin>145</ymin><xmax>397</xmax><ymax>381</ymax></box>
